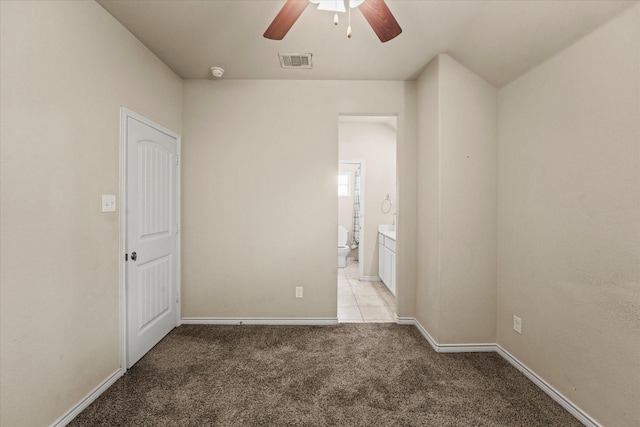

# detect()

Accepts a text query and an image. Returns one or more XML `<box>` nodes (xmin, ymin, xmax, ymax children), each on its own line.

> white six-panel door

<box><xmin>124</xmin><ymin>111</ymin><xmax>179</xmax><ymax>368</ymax></box>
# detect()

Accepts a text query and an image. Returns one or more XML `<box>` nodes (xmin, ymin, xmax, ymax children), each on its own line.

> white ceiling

<box><xmin>97</xmin><ymin>0</ymin><xmax>637</xmax><ymax>87</ymax></box>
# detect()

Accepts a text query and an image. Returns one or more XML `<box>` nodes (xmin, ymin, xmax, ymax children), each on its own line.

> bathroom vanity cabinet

<box><xmin>378</xmin><ymin>231</ymin><xmax>396</xmax><ymax>296</ymax></box>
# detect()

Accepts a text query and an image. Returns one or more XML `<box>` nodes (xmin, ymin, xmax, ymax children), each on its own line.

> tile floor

<box><xmin>338</xmin><ymin>260</ymin><xmax>396</xmax><ymax>322</ymax></box>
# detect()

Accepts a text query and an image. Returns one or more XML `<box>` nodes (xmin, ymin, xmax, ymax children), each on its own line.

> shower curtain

<box><xmin>351</xmin><ymin>168</ymin><xmax>361</xmax><ymax>249</ymax></box>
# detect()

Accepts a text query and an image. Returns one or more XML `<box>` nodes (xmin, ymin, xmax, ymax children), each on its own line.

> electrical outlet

<box><xmin>295</xmin><ymin>287</ymin><xmax>303</xmax><ymax>298</ymax></box>
<box><xmin>101</xmin><ymin>195</ymin><xmax>116</xmax><ymax>212</ymax></box>
<box><xmin>513</xmin><ymin>315</ymin><xmax>522</xmax><ymax>334</ymax></box>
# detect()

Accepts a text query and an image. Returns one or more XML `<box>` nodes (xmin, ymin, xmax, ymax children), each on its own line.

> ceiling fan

<box><xmin>264</xmin><ymin>0</ymin><xmax>402</xmax><ymax>43</ymax></box>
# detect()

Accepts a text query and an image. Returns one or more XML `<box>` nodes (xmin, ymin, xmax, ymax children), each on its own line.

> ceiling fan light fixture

<box><xmin>310</xmin><ymin>0</ymin><xmax>364</xmax><ymax>11</ymax></box>
<box><xmin>311</xmin><ymin>0</ymin><xmax>346</xmax><ymax>13</ymax></box>
<box><xmin>264</xmin><ymin>0</ymin><xmax>402</xmax><ymax>43</ymax></box>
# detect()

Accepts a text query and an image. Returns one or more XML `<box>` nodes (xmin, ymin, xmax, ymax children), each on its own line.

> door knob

<box><xmin>131</xmin><ymin>252</ymin><xmax>137</xmax><ymax>261</ymax></box>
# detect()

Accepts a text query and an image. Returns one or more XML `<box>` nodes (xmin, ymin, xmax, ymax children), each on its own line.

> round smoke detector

<box><xmin>210</xmin><ymin>67</ymin><xmax>224</xmax><ymax>78</ymax></box>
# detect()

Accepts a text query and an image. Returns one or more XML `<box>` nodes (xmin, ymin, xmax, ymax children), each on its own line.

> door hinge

<box><xmin>125</xmin><ymin>253</ymin><xmax>128</xmax><ymax>261</ymax></box>
<box><xmin>176</xmin><ymin>156</ymin><xmax>179</xmax><ymax>166</ymax></box>
<box><xmin>175</xmin><ymin>224</ymin><xmax>179</xmax><ymax>234</ymax></box>
<box><xmin>176</xmin><ymin>293</ymin><xmax>180</xmax><ymax>303</ymax></box>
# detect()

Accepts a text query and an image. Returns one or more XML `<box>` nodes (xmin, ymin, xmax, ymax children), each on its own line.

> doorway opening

<box><xmin>337</xmin><ymin>115</ymin><xmax>397</xmax><ymax>322</ymax></box>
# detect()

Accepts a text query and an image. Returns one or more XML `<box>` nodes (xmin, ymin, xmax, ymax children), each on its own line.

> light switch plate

<box><xmin>513</xmin><ymin>315</ymin><xmax>522</xmax><ymax>334</ymax></box>
<box><xmin>101</xmin><ymin>195</ymin><xmax>116</xmax><ymax>212</ymax></box>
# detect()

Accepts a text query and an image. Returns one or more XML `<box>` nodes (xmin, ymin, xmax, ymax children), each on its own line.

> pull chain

<box><xmin>347</xmin><ymin>3</ymin><xmax>352</xmax><ymax>38</ymax></box>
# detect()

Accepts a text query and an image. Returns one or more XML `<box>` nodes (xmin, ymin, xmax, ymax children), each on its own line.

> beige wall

<box><xmin>415</xmin><ymin>54</ymin><xmax>498</xmax><ymax>344</ymax></box>
<box><xmin>339</xmin><ymin>121</ymin><xmax>397</xmax><ymax>278</ymax></box>
<box><xmin>181</xmin><ymin>80</ymin><xmax>416</xmax><ymax>319</ymax></box>
<box><xmin>415</xmin><ymin>57</ymin><xmax>441</xmax><ymax>337</ymax></box>
<box><xmin>438</xmin><ymin>55</ymin><xmax>498</xmax><ymax>343</ymax></box>
<box><xmin>497</xmin><ymin>5</ymin><xmax>640</xmax><ymax>427</ymax></box>
<box><xmin>0</xmin><ymin>1</ymin><xmax>182</xmax><ymax>426</ymax></box>
<box><xmin>397</xmin><ymin>82</ymin><xmax>418</xmax><ymax>319</ymax></box>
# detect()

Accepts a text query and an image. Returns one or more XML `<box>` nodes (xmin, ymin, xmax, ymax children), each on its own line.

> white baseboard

<box><xmin>394</xmin><ymin>315</ymin><xmax>415</xmax><ymax>325</ymax></box>
<box><xmin>410</xmin><ymin>318</ymin><xmax>494</xmax><ymax>353</ymax></box>
<box><xmin>496</xmin><ymin>346</ymin><xmax>603</xmax><ymax>427</ymax></box>
<box><xmin>412</xmin><ymin>319</ymin><xmax>443</xmax><ymax>352</ymax></box>
<box><xmin>181</xmin><ymin>317</ymin><xmax>339</xmax><ymax>326</ymax></box>
<box><xmin>49</xmin><ymin>369</ymin><xmax>122</xmax><ymax>427</ymax></box>
<box><xmin>363</xmin><ymin>276</ymin><xmax>381</xmax><ymax>282</ymax></box>
<box><xmin>399</xmin><ymin>317</ymin><xmax>600</xmax><ymax>427</ymax></box>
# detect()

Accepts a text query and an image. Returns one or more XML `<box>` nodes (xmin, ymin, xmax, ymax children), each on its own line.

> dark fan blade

<box><xmin>264</xmin><ymin>0</ymin><xmax>309</xmax><ymax>40</ymax></box>
<box><xmin>358</xmin><ymin>0</ymin><xmax>402</xmax><ymax>43</ymax></box>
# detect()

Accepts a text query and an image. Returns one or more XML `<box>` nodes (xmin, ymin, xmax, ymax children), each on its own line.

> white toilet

<box><xmin>338</xmin><ymin>226</ymin><xmax>350</xmax><ymax>268</ymax></box>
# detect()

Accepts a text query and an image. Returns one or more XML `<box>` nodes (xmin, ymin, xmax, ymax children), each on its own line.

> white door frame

<box><xmin>338</xmin><ymin>159</ymin><xmax>365</xmax><ymax>281</ymax></box>
<box><xmin>119</xmin><ymin>107</ymin><xmax>181</xmax><ymax>373</ymax></box>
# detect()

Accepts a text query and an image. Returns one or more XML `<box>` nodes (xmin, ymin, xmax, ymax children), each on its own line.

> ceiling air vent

<box><xmin>278</xmin><ymin>53</ymin><xmax>313</xmax><ymax>69</ymax></box>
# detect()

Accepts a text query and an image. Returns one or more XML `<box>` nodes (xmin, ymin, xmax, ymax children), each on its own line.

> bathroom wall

<box><xmin>415</xmin><ymin>54</ymin><xmax>498</xmax><ymax>344</ymax></box>
<box><xmin>497</xmin><ymin>5</ymin><xmax>640</xmax><ymax>426</ymax></box>
<box><xmin>0</xmin><ymin>1</ymin><xmax>183</xmax><ymax>425</ymax></box>
<box><xmin>339</xmin><ymin>120</ymin><xmax>397</xmax><ymax>279</ymax></box>
<box><xmin>181</xmin><ymin>80</ymin><xmax>416</xmax><ymax>319</ymax></box>
<box><xmin>338</xmin><ymin>163</ymin><xmax>359</xmax><ymax>260</ymax></box>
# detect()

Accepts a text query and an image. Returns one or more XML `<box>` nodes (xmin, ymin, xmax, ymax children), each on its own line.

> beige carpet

<box><xmin>70</xmin><ymin>324</ymin><xmax>581</xmax><ymax>426</ymax></box>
